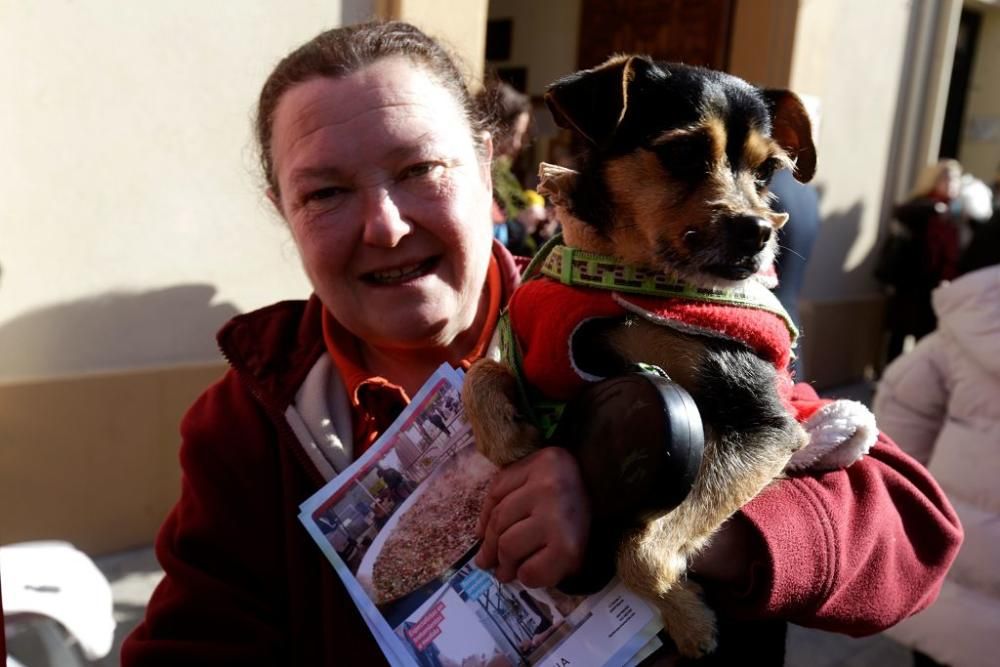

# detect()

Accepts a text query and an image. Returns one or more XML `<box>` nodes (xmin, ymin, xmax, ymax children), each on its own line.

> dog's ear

<box><xmin>762</xmin><ymin>89</ymin><xmax>816</xmax><ymax>183</ymax></box>
<box><xmin>536</xmin><ymin>162</ymin><xmax>578</xmax><ymax>209</ymax></box>
<box><xmin>545</xmin><ymin>55</ymin><xmax>661</xmax><ymax>146</ymax></box>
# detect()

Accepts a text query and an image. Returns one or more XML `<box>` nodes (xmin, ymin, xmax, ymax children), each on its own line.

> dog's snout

<box><xmin>726</xmin><ymin>216</ymin><xmax>772</xmax><ymax>255</ymax></box>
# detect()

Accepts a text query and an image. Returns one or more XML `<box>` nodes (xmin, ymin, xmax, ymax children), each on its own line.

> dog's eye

<box><xmin>754</xmin><ymin>158</ymin><xmax>780</xmax><ymax>190</ymax></box>
<box><xmin>654</xmin><ymin>134</ymin><xmax>711</xmax><ymax>182</ymax></box>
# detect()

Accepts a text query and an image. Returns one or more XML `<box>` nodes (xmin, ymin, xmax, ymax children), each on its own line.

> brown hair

<box><xmin>255</xmin><ymin>21</ymin><xmax>490</xmax><ymax>195</ymax></box>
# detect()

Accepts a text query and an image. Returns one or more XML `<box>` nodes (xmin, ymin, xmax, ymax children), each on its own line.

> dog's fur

<box><xmin>463</xmin><ymin>55</ymin><xmax>816</xmax><ymax>657</ymax></box>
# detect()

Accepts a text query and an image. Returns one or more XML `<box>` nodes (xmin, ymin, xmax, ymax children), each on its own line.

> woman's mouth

<box><xmin>362</xmin><ymin>257</ymin><xmax>439</xmax><ymax>285</ymax></box>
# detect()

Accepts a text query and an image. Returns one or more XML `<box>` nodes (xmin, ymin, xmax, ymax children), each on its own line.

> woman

<box><xmin>875</xmin><ymin>222</ymin><xmax>1000</xmax><ymax>667</ymax></box>
<box><xmin>481</xmin><ymin>79</ymin><xmax>538</xmax><ymax>256</ymax></box>
<box><xmin>123</xmin><ymin>22</ymin><xmax>960</xmax><ymax>665</ymax></box>
<box><xmin>877</xmin><ymin>159</ymin><xmax>963</xmax><ymax>363</ymax></box>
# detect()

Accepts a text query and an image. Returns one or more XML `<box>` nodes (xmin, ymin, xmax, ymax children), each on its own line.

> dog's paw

<box><xmin>665</xmin><ymin>599</ymin><xmax>718</xmax><ymax>658</ymax></box>
<box><xmin>655</xmin><ymin>581</ymin><xmax>718</xmax><ymax>659</ymax></box>
<box><xmin>464</xmin><ymin>359</ymin><xmax>542</xmax><ymax>466</ymax></box>
<box><xmin>476</xmin><ymin>415</ymin><xmax>541</xmax><ymax>467</ymax></box>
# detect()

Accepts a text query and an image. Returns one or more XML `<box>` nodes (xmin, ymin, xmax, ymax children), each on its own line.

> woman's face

<box><xmin>269</xmin><ymin>57</ymin><xmax>494</xmax><ymax>352</ymax></box>
<box><xmin>934</xmin><ymin>168</ymin><xmax>961</xmax><ymax>200</ymax></box>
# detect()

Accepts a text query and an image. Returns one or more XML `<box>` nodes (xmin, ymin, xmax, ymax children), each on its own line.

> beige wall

<box><xmin>728</xmin><ymin>0</ymin><xmax>798</xmax><ymax>88</ymax></box>
<box><xmin>786</xmin><ymin>0</ymin><xmax>913</xmax><ymax>301</ymax></box>
<box><xmin>884</xmin><ymin>0</ymin><xmax>962</xmax><ymax>205</ymax></box>
<box><xmin>389</xmin><ymin>0</ymin><xmax>489</xmax><ymax>87</ymax></box>
<box><xmin>0</xmin><ymin>2</ymin><xmax>362</xmax><ymax>383</ymax></box>
<box><xmin>0</xmin><ymin>364</ymin><xmax>226</xmax><ymax>554</ymax></box>
<box><xmin>487</xmin><ymin>0</ymin><xmax>582</xmax><ymax>97</ymax></box>
<box><xmin>958</xmin><ymin>2</ymin><xmax>1000</xmax><ymax>181</ymax></box>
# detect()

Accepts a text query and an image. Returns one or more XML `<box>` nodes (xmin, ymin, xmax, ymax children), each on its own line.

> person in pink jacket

<box><xmin>875</xmin><ymin>220</ymin><xmax>1000</xmax><ymax>667</ymax></box>
<box><xmin>122</xmin><ymin>21</ymin><xmax>962</xmax><ymax>666</ymax></box>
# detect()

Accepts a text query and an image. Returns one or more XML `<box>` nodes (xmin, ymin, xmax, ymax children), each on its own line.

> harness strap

<box><xmin>540</xmin><ymin>244</ymin><xmax>799</xmax><ymax>342</ymax></box>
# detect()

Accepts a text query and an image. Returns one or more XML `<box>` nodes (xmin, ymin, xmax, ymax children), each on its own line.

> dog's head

<box><xmin>544</xmin><ymin>55</ymin><xmax>815</xmax><ymax>285</ymax></box>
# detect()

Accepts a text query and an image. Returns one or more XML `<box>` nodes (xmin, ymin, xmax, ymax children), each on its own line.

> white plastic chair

<box><xmin>2</xmin><ymin>541</ymin><xmax>116</xmax><ymax>665</ymax></box>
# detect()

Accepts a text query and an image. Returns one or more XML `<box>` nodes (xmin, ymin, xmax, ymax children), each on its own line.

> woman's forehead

<box><xmin>272</xmin><ymin>61</ymin><xmax>471</xmax><ymax>170</ymax></box>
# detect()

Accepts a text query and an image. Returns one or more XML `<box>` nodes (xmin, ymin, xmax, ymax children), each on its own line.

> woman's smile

<box><xmin>361</xmin><ymin>256</ymin><xmax>441</xmax><ymax>286</ymax></box>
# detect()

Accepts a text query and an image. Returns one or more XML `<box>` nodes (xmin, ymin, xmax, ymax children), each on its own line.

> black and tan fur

<box><xmin>463</xmin><ymin>55</ymin><xmax>816</xmax><ymax>657</ymax></box>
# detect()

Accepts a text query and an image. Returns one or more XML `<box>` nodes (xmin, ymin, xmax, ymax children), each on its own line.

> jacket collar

<box><xmin>216</xmin><ymin>295</ymin><xmax>328</xmax><ymax>414</ymax></box>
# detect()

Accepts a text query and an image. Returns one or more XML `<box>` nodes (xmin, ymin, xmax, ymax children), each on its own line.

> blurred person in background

<box><xmin>874</xmin><ymin>218</ymin><xmax>1000</xmax><ymax>667</ymax></box>
<box><xmin>876</xmin><ymin>160</ymin><xmax>964</xmax><ymax>363</ymax></box>
<box><xmin>876</xmin><ymin>161</ymin><xmax>994</xmax><ymax>366</ymax></box>
<box><xmin>481</xmin><ymin>79</ymin><xmax>550</xmax><ymax>257</ymax></box>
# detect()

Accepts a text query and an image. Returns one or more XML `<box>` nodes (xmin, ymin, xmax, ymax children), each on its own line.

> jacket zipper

<box><xmin>217</xmin><ymin>341</ymin><xmax>328</xmax><ymax>489</ymax></box>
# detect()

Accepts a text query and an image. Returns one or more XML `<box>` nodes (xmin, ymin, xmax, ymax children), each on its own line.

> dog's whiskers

<box><xmin>777</xmin><ymin>244</ymin><xmax>806</xmax><ymax>261</ymax></box>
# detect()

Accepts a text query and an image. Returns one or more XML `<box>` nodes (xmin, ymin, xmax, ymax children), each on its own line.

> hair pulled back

<box><xmin>255</xmin><ymin>21</ymin><xmax>490</xmax><ymax>195</ymax></box>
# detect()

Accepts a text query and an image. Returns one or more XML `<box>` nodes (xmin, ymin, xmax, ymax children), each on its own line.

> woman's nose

<box><xmin>361</xmin><ymin>186</ymin><xmax>411</xmax><ymax>246</ymax></box>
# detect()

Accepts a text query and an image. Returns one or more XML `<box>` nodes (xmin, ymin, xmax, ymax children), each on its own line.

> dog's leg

<box><xmin>606</xmin><ymin>323</ymin><xmax>807</xmax><ymax>657</ymax></box>
<box><xmin>616</xmin><ymin>520</ymin><xmax>717</xmax><ymax>657</ymax></box>
<box><xmin>617</xmin><ymin>432</ymin><xmax>795</xmax><ymax>657</ymax></box>
<box><xmin>462</xmin><ymin>359</ymin><xmax>543</xmax><ymax>466</ymax></box>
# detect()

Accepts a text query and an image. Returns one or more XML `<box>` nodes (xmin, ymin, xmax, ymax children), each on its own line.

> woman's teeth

<box><xmin>368</xmin><ymin>261</ymin><xmax>430</xmax><ymax>284</ymax></box>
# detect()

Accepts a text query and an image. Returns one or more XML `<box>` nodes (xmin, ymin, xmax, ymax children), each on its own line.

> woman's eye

<box><xmin>400</xmin><ymin>162</ymin><xmax>441</xmax><ymax>180</ymax></box>
<box><xmin>304</xmin><ymin>187</ymin><xmax>344</xmax><ymax>203</ymax></box>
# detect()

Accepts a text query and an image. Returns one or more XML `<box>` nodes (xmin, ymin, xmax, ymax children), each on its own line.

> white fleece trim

<box><xmin>285</xmin><ymin>353</ymin><xmax>354</xmax><ymax>481</ymax></box>
<box><xmin>786</xmin><ymin>399</ymin><xmax>878</xmax><ymax>472</ymax></box>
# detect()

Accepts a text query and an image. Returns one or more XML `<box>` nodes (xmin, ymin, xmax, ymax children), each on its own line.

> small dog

<box><xmin>465</xmin><ymin>55</ymin><xmax>828</xmax><ymax>657</ymax></box>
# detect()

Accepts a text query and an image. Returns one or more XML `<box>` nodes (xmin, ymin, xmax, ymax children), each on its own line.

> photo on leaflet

<box><xmin>309</xmin><ymin>374</ymin><xmax>494</xmax><ymax>622</ymax></box>
<box><xmin>392</xmin><ymin>548</ymin><xmax>592</xmax><ymax>667</ymax></box>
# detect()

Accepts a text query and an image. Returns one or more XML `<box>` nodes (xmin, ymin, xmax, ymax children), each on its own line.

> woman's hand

<box><xmin>475</xmin><ymin>447</ymin><xmax>590</xmax><ymax>588</ymax></box>
<box><xmin>689</xmin><ymin>513</ymin><xmax>762</xmax><ymax>593</ymax></box>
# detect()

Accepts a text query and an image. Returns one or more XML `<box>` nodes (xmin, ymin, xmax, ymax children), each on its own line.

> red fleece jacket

<box><xmin>122</xmin><ymin>249</ymin><xmax>960</xmax><ymax>665</ymax></box>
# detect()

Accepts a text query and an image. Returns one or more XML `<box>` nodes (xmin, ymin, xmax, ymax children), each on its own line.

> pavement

<box><xmin>9</xmin><ymin>380</ymin><xmax>919</xmax><ymax>666</ymax></box>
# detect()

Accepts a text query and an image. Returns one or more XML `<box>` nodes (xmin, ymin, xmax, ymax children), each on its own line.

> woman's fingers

<box><xmin>493</xmin><ymin>517</ymin><xmax>545</xmax><ymax>583</ymax></box>
<box><xmin>476</xmin><ymin>460</ymin><xmax>531</xmax><ymax>537</ymax></box>
<box><xmin>474</xmin><ymin>447</ymin><xmax>591</xmax><ymax>586</ymax></box>
<box><xmin>475</xmin><ymin>470</ymin><xmax>535</xmax><ymax>570</ymax></box>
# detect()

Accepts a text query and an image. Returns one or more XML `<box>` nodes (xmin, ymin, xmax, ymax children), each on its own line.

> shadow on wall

<box><xmin>798</xmin><ymin>198</ymin><xmax>891</xmax><ymax>389</ymax></box>
<box><xmin>803</xmin><ymin>189</ymin><xmax>871</xmax><ymax>294</ymax></box>
<box><xmin>0</xmin><ymin>284</ymin><xmax>240</xmax><ymax>380</ymax></box>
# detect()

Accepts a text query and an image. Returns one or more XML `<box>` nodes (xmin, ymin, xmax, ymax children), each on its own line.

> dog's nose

<box><xmin>726</xmin><ymin>216</ymin><xmax>772</xmax><ymax>255</ymax></box>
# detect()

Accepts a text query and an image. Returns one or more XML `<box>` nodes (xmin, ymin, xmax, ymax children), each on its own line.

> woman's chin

<box><xmin>360</xmin><ymin>311</ymin><xmax>456</xmax><ymax>350</ymax></box>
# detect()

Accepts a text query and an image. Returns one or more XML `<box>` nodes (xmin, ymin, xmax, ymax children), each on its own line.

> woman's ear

<box><xmin>479</xmin><ymin>131</ymin><xmax>494</xmax><ymax>190</ymax></box>
<box><xmin>266</xmin><ymin>187</ymin><xmax>283</xmax><ymax>214</ymax></box>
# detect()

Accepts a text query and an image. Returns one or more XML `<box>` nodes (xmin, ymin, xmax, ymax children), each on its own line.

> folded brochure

<box><xmin>300</xmin><ymin>363</ymin><xmax>663</xmax><ymax>666</ymax></box>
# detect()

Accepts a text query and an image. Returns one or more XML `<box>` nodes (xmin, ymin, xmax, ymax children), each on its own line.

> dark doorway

<box><xmin>577</xmin><ymin>0</ymin><xmax>735</xmax><ymax>71</ymax></box>
<box><xmin>939</xmin><ymin>9</ymin><xmax>982</xmax><ymax>159</ymax></box>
